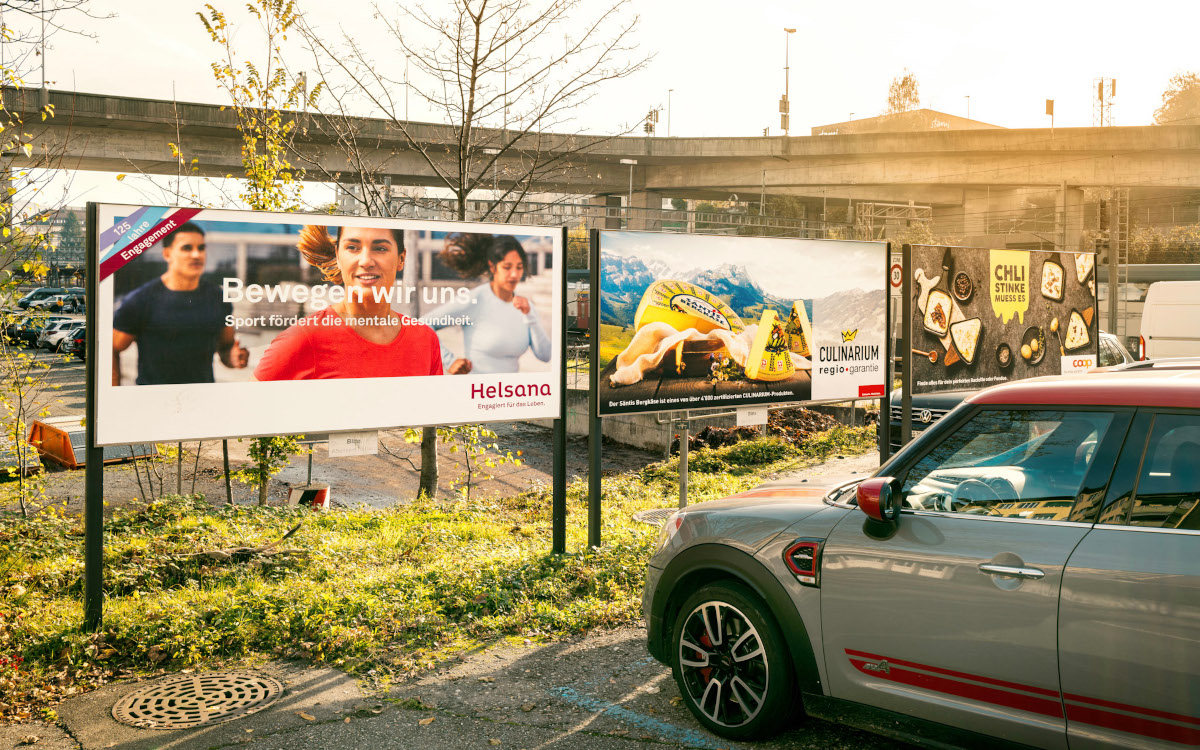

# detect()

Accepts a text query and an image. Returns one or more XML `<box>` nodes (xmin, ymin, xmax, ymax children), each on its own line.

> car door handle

<box><xmin>978</xmin><ymin>563</ymin><xmax>1045</xmax><ymax>580</ymax></box>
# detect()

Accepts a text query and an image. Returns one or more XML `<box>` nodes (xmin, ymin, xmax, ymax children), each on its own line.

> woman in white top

<box><xmin>427</xmin><ymin>233</ymin><xmax>552</xmax><ymax>374</ymax></box>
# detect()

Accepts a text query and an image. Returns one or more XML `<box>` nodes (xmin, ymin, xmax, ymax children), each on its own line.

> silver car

<box><xmin>644</xmin><ymin>369</ymin><xmax>1199</xmax><ymax>748</ymax></box>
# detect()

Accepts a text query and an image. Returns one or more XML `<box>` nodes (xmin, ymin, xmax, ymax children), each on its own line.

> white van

<box><xmin>1140</xmin><ymin>280</ymin><xmax>1200</xmax><ymax>359</ymax></box>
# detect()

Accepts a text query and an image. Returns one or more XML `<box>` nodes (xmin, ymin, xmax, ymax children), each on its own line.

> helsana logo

<box><xmin>841</xmin><ymin>328</ymin><xmax>859</xmax><ymax>343</ymax></box>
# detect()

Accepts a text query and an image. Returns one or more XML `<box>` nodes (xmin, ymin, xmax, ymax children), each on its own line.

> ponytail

<box><xmin>298</xmin><ymin>225</ymin><xmax>341</xmax><ymax>284</ymax></box>
<box><xmin>440</xmin><ymin>232</ymin><xmax>528</xmax><ymax>280</ymax></box>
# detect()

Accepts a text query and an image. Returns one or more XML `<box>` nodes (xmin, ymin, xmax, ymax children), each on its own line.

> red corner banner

<box><xmin>98</xmin><ymin>208</ymin><xmax>204</xmax><ymax>282</ymax></box>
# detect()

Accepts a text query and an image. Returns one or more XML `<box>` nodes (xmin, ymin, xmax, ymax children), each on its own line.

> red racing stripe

<box><xmin>1065</xmin><ymin>704</ymin><xmax>1200</xmax><ymax>746</ymax></box>
<box><xmin>844</xmin><ymin>649</ymin><xmax>1200</xmax><ymax>745</ymax></box>
<box><xmin>1064</xmin><ymin>692</ymin><xmax>1200</xmax><ymax>727</ymax></box>
<box><xmin>845</xmin><ymin>648</ymin><xmax>1059</xmax><ymax>698</ymax></box>
<box><xmin>847</xmin><ymin>656</ymin><xmax>1064</xmax><ymax>719</ymax></box>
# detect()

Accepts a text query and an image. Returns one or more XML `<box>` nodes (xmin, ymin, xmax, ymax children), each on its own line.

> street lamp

<box><xmin>482</xmin><ymin>147</ymin><xmax>501</xmax><ymax>199</ymax></box>
<box><xmin>620</xmin><ymin>158</ymin><xmax>637</xmax><ymax>226</ymax></box>
<box><xmin>668</xmin><ymin>89</ymin><xmax>673</xmax><ymax>137</ymax></box>
<box><xmin>780</xmin><ymin>28</ymin><xmax>796</xmax><ymax>136</ymax></box>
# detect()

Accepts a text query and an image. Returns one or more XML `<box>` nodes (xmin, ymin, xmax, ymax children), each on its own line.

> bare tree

<box><xmin>295</xmin><ymin>0</ymin><xmax>649</xmax><ymax>222</ymax></box>
<box><xmin>885</xmin><ymin>68</ymin><xmax>920</xmax><ymax>115</ymax></box>
<box><xmin>288</xmin><ymin>0</ymin><xmax>646</xmax><ymax>498</ymax></box>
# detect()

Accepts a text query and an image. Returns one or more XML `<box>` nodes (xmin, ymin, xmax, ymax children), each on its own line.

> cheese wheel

<box><xmin>785</xmin><ymin>301</ymin><xmax>813</xmax><ymax>357</ymax></box>
<box><xmin>634</xmin><ymin>280</ymin><xmax>745</xmax><ymax>334</ymax></box>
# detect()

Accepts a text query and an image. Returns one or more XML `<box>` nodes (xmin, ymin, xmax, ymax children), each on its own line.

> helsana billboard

<box><xmin>909</xmin><ymin>245</ymin><xmax>1099</xmax><ymax>395</ymax></box>
<box><xmin>93</xmin><ymin>204</ymin><xmax>562</xmax><ymax>445</ymax></box>
<box><xmin>595</xmin><ymin>231</ymin><xmax>888</xmax><ymax>416</ymax></box>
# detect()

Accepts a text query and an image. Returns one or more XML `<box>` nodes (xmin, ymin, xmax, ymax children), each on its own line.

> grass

<box><xmin>597</xmin><ymin>323</ymin><xmax>634</xmax><ymax>369</ymax></box>
<box><xmin>0</xmin><ymin>424</ymin><xmax>874</xmax><ymax>722</ymax></box>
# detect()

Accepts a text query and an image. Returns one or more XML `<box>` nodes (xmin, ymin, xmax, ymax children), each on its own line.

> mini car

<box><xmin>644</xmin><ymin>370</ymin><xmax>1199</xmax><ymax>748</ymax></box>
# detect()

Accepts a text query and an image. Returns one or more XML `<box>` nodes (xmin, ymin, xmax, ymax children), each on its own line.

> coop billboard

<box><xmin>595</xmin><ymin>230</ymin><xmax>888</xmax><ymax>416</ymax></box>
<box><xmin>908</xmin><ymin>245</ymin><xmax>1099</xmax><ymax>395</ymax></box>
<box><xmin>92</xmin><ymin>204</ymin><xmax>562</xmax><ymax>445</ymax></box>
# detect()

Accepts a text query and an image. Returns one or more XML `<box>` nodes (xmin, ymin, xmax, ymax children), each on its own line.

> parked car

<box><xmin>44</xmin><ymin>323</ymin><xmax>84</xmax><ymax>352</ymax></box>
<box><xmin>883</xmin><ymin>330</ymin><xmax>1134</xmax><ymax>452</ymax></box>
<box><xmin>644</xmin><ymin>369</ymin><xmax>1198</xmax><ymax>747</ymax></box>
<box><xmin>13</xmin><ymin>315</ymin><xmax>71</xmax><ymax>347</ymax></box>
<box><xmin>15</xmin><ymin>287</ymin><xmax>65</xmax><ymax>309</ymax></box>
<box><xmin>37</xmin><ymin>319</ymin><xmax>79</xmax><ymax>350</ymax></box>
<box><xmin>1139</xmin><ymin>280</ymin><xmax>1200</xmax><ymax>360</ymax></box>
<box><xmin>61</xmin><ymin>327</ymin><xmax>85</xmax><ymax>360</ymax></box>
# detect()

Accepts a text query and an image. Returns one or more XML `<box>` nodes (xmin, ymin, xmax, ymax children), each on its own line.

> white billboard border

<box><xmin>91</xmin><ymin>203</ymin><xmax>565</xmax><ymax>446</ymax></box>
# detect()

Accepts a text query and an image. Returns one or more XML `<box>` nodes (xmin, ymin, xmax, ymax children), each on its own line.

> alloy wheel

<box><xmin>677</xmin><ymin>600</ymin><xmax>769</xmax><ymax>728</ymax></box>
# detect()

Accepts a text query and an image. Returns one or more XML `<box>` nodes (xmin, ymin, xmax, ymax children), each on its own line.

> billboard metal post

<box><xmin>587</xmin><ymin>229</ymin><xmax>602</xmax><ymax>548</ymax></box>
<box><xmin>880</xmin><ymin>242</ymin><xmax>893</xmax><ymax>465</ymax></box>
<box><xmin>900</xmin><ymin>243</ymin><xmax>913</xmax><ymax>447</ymax></box>
<box><xmin>84</xmin><ymin>203</ymin><xmax>103</xmax><ymax>631</ymax></box>
<box><xmin>551</xmin><ymin>226</ymin><xmax>568</xmax><ymax>554</ymax></box>
<box><xmin>677</xmin><ymin>417</ymin><xmax>688</xmax><ymax>508</ymax></box>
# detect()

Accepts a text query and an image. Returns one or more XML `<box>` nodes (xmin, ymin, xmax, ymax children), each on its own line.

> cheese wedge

<box><xmin>785</xmin><ymin>301</ymin><xmax>813</xmax><ymax>357</ymax></box>
<box><xmin>633</xmin><ymin>280</ymin><xmax>744</xmax><ymax>334</ymax></box>
<box><xmin>924</xmin><ymin>290</ymin><xmax>952</xmax><ymax>336</ymax></box>
<box><xmin>1074</xmin><ymin>253</ymin><xmax>1094</xmax><ymax>283</ymax></box>
<box><xmin>950</xmin><ymin>318</ymin><xmax>982</xmax><ymax>365</ymax></box>
<box><xmin>745</xmin><ymin>310</ymin><xmax>794</xmax><ymax>381</ymax></box>
<box><xmin>1065</xmin><ymin>310</ymin><xmax>1090</xmax><ymax>351</ymax></box>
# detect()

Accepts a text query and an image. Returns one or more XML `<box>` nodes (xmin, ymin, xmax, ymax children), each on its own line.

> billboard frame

<box><xmin>586</xmin><ymin>228</ymin><xmax>893</xmax><ymax>548</ymax></box>
<box><xmin>83</xmin><ymin>203</ymin><xmax>571</xmax><ymax>629</ymax></box>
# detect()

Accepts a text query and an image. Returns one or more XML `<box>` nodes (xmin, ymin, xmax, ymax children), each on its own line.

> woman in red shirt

<box><xmin>253</xmin><ymin>225</ymin><xmax>443</xmax><ymax>380</ymax></box>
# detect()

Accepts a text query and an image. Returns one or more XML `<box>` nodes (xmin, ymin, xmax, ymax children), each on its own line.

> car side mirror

<box><xmin>857</xmin><ymin>477</ymin><xmax>901</xmax><ymax>524</ymax></box>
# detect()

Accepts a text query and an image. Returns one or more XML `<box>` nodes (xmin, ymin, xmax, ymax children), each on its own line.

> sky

<box><xmin>601</xmin><ymin>230</ymin><xmax>882</xmax><ymax>300</ymax></box>
<box><xmin>15</xmin><ymin>0</ymin><xmax>1200</xmax><ymax>206</ymax></box>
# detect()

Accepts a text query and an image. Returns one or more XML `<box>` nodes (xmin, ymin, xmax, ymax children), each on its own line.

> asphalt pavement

<box><xmin>27</xmin><ymin>626</ymin><xmax>912</xmax><ymax>750</ymax></box>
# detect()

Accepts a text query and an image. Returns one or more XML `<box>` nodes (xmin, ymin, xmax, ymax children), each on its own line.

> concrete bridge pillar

<box><xmin>628</xmin><ymin>191</ymin><xmax>663</xmax><ymax>231</ymax></box>
<box><xmin>587</xmin><ymin>195</ymin><xmax>622</xmax><ymax>230</ymax></box>
<box><xmin>1056</xmin><ymin>184</ymin><xmax>1085</xmax><ymax>251</ymax></box>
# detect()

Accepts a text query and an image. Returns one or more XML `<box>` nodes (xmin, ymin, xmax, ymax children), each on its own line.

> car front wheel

<box><xmin>670</xmin><ymin>582</ymin><xmax>795</xmax><ymax>740</ymax></box>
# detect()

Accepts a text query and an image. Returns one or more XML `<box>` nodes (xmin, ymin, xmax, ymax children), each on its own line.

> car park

<box><xmin>644</xmin><ymin>369</ymin><xmax>1198</xmax><ymax>748</ymax></box>
<box><xmin>31</xmin><ymin>291</ymin><xmax>85</xmax><ymax>313</ymax></box>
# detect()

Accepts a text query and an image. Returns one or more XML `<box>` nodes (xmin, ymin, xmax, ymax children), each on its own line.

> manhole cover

<box><xmin>633</xmin><ymin>508</ymin><xmax>678</xmax><ymax>526</ymax></box>
<box><xmin>112</xmin><ymin>671</ymin><xmax>283</xmax><ymax>730</ymax></box>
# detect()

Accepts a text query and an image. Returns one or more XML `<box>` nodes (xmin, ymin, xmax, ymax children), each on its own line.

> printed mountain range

<box><xmin>600</xmin><ymin>253</ymin><xmax>805</xmax><ymax>329</ymax></box>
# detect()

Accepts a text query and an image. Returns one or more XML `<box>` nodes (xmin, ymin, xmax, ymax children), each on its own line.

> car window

<box><xmin>1099</xmin><ymin>339</ymin><xmax>1119</xmax><ymax>367</ymax></box>
<box><xmin>900</xmin><ymin>409</ymin><xmax>1115</xmax><ymax>518</ymax></box>
<box><xmin>1115</xmin><ymin>413</ymin><xmax>1200</xmax><ymax>529</ymax></box>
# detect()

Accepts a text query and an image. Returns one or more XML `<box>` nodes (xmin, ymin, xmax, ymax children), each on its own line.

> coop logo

<box><xmin>841</xmin><ymin>328</ymin><xmax>859</xmax><ymax>343</ymax></box>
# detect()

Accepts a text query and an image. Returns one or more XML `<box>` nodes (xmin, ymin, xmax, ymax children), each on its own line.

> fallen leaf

<box><xmin>489</xmin><ymin>740</ymin><xmax>501</xmax><ymax>746</ymax></box>
<box><xmin>18</xmin><ymin>736</ymin><xmax>39</xmax><ymax>746</ymax></box>
<box><xmin>478</xmin><ymin>676</ymin><xmax>495</xmax><ymax>683</ymax></box>
<box><xmin>669</xmin><ymin>696</ymin><xmax>683</xmax><ymax>706</ymax></box>
<box><xmin>520</xmin><ymin>703</ymin><xmax>535</xmax><ymax>712</ymax></box>
<box><xmin>344</xmin><ymin>717</ymin><xmax>351</xmax><ymax>724</ymax></box>
<box><xmin>297</xmin><ymin>712</ymin><xmax>316</xmax><ymax>721</ymax></box>
<box><xmin>418</xmin><ymin>716</ymin><xmax>436</xmax><ymax>726</ymax></box>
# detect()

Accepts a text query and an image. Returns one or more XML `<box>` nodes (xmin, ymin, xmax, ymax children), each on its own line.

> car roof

<box><xmin>968</xmin><ymin>370</ymin><xmax>1200</xmax><ymax>409</ymax></box>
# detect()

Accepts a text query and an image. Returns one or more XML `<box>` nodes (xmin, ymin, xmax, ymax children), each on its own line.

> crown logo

<box><xmin>841</xmin><ymin>328</ymin><xmax>859</xmax><ymax>343</ymax></box>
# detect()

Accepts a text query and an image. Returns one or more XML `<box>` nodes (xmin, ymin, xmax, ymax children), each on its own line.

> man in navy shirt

<box><xmin>112</xmin><ymin>222</ymin><xmax>249</xmax><ymax>385</ymax></box>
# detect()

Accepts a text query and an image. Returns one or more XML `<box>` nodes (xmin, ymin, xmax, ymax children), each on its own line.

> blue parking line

<box><xmin>546</xmin><ymin>686</ymin><xmax>726</xmax><ymax>749</ymax></box>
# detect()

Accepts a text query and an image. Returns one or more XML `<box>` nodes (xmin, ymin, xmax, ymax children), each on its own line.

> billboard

<box><xmin>93</xmin><ymin>204</ymin><xmax>562</xmax><ymax>445</ymax></box>
<box><xmin>595</xmin><ymin>231</ymin><xmax>887</xmax><ymax>416</ymax></box>
<box><xmin>909</xmin><ymin>245</ymin><xmax>1099</xmax><ymax>395</ymax></box>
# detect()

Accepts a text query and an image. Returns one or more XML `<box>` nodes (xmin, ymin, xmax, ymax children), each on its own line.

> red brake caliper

<box><xmin>698</xmin><ymin>633</ymin><xmax>713</xmax><ymax>683</ymax></box>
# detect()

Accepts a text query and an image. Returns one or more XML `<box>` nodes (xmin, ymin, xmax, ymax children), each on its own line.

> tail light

<box><xmin>784</xmin><ymin>539</ymin><xmax>823</xmax><ymax>587</ymax></box>
<box><xmin>1138</xmin><ymin>336</ymin><xmax>1146</xmax><ymax>361</ymax></box>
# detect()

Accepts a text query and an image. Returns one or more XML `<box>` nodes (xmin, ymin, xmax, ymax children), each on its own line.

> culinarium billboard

<box><xmin>909</xmin><ymin>245</ymin><xmax>1099</xmax><ymax>395</ymax></box>
<box><xmin>92</xmin><ymin>204</ymin><xmax>562</xmax><ymax>445</ymax></box>
<box><xmin>595</xmin><ymin>231</ymin><xmax>888</xmax><ymax>416</ymax></box>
